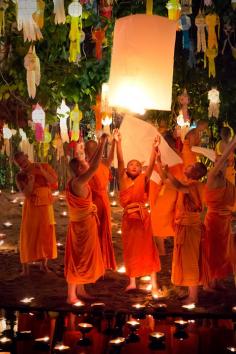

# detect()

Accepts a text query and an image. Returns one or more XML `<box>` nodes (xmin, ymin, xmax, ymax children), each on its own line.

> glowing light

<box><xmin>110</xmin><ymin>191</ymin><xmax>115</xmax><ymax>197</ymax></box>
<box><xmin>177</xmin><ymin>114</ymin><xmax>190</xmax><ymax>127</ymax></box>
<box><xmin>11</xmin><ymin>198</ymin><xmax>18</xmax><ymax>204</ymax></box>
<box><xmin>182</xmin><ymin>303</ymin><xmax>196</xmax><ymax>310</ymax></box>
<box><xmin>20</xmin><ymin>297</ymin><xmax>34</xmax><ymax>304</ymax></box>
<box><xmin>35</xmin><ymin>336</ymin><xmax>50</xmax><ymax>342</ymax></box>
<box><xmin>111</xmin><ymin>200</ymin><xmax>117</xmax><ymax>206</ymax></box>
<box><xmin>0</xmin><ymin>233</ymin><xmax>6</xmax><ymax>240</ymax></box>
<box><xmin>140</xmin><ymin>275</ymin><xmax>151</xmax><ymax>282</ymax></box>
<box><xmin>0</xmin><ymin>240</ymin><xmax>4</xmax><ymax>246</ymax></box>
<box><xmin>117</xmin><ymin>229</ymin><xmax>122</xmax><ymax>235</ymax></box>
<box><xmin>102</xmin><ymin>115</ymin><xmax>112</xmax><ymax>126</ymax></box>
<box><xmin>3</xmin><ymin>222</ymin><xmax>13</xmax><ymax>228</ymax></box>
<box><xmin>52</xmin><ymin>190</ymin><xmax>60</xmax><ymax>196</ymax></box>
<box><xmin>60</xmin><ymin>211</ymin><xmax>68</xmax><ymax>217</ymax></box>
<box><xmin>73</xmin><ymin>300</ymin><xmax>85</xmax><ymax>308</ymax></box>
<box><xmin>109</xmin><ymin>337</ymin><xmax>125</xmax><ymax>346</ymax></box>
<box><xmin>0</xmin><ymin>336</ymin><xmax>12</xmax><ymax>343</ymax></box>
<box><xmin>132</xmin><ymin>304</ymin><xmax>145</xmax><ymax>310</ymax></box>
<box><xmin>145</xmin><ymin>284</ymin><xmax>152</xmax><ymax>291</ymax></box>
<box><xmin>117</xmin><ymin>265</ymin><xmax>126</xmax><ymax>273</ymax></box>
<box><xmin>227</xmin><ymin>347</ymin><xmax>236</xmax><ymax>353</ymax></box>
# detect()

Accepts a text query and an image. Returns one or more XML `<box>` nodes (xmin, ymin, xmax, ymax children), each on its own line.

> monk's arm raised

<box><xmin>103</xmin><ymin>137</ymin><xmax>115</xmax><ymax>168</ymax></box>
<box><xmin>116</xmin><ymin>131</ymin><xmax>125</xmax><ymax>177</ymax></box>
<box><xmin>16</xmin><ymin>174</ymin><xmax>35</xmax><ymax>197</ymax></box>
<box><xmin>166</xmin><ymin>169</ymin><xmax>189</xmax><ymax>193</ymax></box>
<box><xmin>210</xmin><ymin>135</ymin><xmax>236</xmax><ymax>177</ymax></box>
<box><xmin>38</xmin><ymin>164</ymin><xmax>58</xmax><ymax>185</ymax></box>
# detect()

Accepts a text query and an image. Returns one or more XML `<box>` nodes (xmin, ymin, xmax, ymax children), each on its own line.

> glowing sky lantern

<box><xmin>166</xmin><ymin>0</ymin><xmax>181</xmax><ymax>21</ymax></box>
<box><xmin>108</xmin><ymin>15</ymin><xmax>177</xmax><ymax>114</ymax></box>
<box><xmin>57</xmin><ymin>99</ymin><xmax>70</xmax><ymax>143</ymax></box>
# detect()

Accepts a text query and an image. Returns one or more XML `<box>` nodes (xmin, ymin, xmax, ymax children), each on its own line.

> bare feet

<box><xmin>19</xmin><ymin>264</ymin><xmax>29</xmax><ymax>277</ymax></box>
<box><xmin>76</xmin><ymin>285</ymin><xmax>95</xmax><ymax>300</ymax></box>
<box><xmin>40</xmin><ymin>264</ymin><xmax>52</xmax><ymax>273</ymax></box>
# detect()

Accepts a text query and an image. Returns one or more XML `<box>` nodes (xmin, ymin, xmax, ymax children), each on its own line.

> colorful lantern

<box><xmin>53</xmin><ymin>0</ymin><xmax>66</xmax><ymax>24</ymax></box>
<box><xmin>205</xmin><ymin>13</ymin><xmax>220</xmax><ymax>50</ymax></box>
<box><xmin>100</xmin><ymin>0</ymin><xmax>114</xmax><ymax>19</ymax></box>
<box><xmin>32</xmin><ymin>103</ymin><xmax>45</xmax><ymax>142</ymax></box>
<box><xmin>52</xmin><ymin>133</ymin><xmax>64</xmax><ymax>161</ymax></box>
<box><xmin>92</xmin><ymin>28</ymin><xmax>105</xmax><ymax>60</ymax></box>
<box><xmin>0</xmin><ymin>0</ymin><xmax>8</xmax><ymax>36</ymax></box>
<box><xmin>208</xmin><ymin>88</ymin><xmax>220</xmax><ymax>119</ymax></box>
<box><xmin>204</xmin><ymin>47</ymin><xmax>218</xmax><ymax>77</ymax></box>
<box><xmin>2</xmin><ymin>124</ymin><xmax>12</xmax><ymax>156</ymax></box>
<box><xmin>166</xmin><ymin>0</ymin><xmax>181</xmax><ymax>21</ymax></box>
<box><xmin>181</xmin><ymin>0</ymin><xmax>192</xmax><ymax>15</ymax></box>
<box><xmin>204</xmin><ymin>0</ymin><xmax>212</xmax><ymax>6</ymax></box>
<box><xmin>19</xmin><ymin>128</ymin><xmax>34</xmax><ymax>161</ymax></box>
<box><xmin>70</xmin><ymin>103</ymin><xmax>82</xmax><ymax>141</ymax></box>
<box><xmin>195</xmin><ymin>10</ymin><xmax>206</xmax><ymax>52</ymax></box>
<box><xmin>17</xmin><ymin>0</ymin><xmax>43</xmax><ymax>42</ymax></box>
<box><xmin>24</xmin><ymin>45</ymin><xmax>40</xmax><ymax>99</ymax></box>
<box><xmin>179</xmin><ymin>15</ymin><xmax>191</xmax><ymax>49</ymax></box>
<box><xmin>68</xmin><ymin>0</ymin><xmax>83</xmax><ymax>62</ymax></box>
<box><xmin>232</xmin><ymin>0</ymin><xmax>236</xmax><ymax>10</ymax></box>
<box><xmin>32</xmin><ymin>0</ymin><xmax>45</xmax><ymax>29</ymax></box>
<box><xmin>108</xmin><ymin>15</ymin><xmax>177</xmax><ymax>113</ymax></box>
<box><xmin>178</xmin><ymin>88</ymin><xmax>190</xmax><ymax>122</ymax></box>
<box><xmin>57</xmin><ymin>99</ymin><xmax>70</xmax><ymax>143</ymax></box>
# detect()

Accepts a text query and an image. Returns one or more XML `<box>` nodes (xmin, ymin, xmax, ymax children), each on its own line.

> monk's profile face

<box><xmin>77</xmin><ymin>160</ymin><xmax>89</xmax><ymax>175</ymax></box>
<box><xmin>184</xmin><ymin>162</ymin><xmax>207</xmax><ymax>180</ymax></box>
<box><xmin>14</xmin><ymin>153</ymin><xmax>30</xmax><ymax>170</ymax></box>
<box><xmin>126</xmin><ymin>160</ymin><xmax>142</xmax><ymax>178</ymax></box>
<box><xmin>85</xmin><ymin>140</ymin><xmax>98</xmax><ymax>160</ymax></box>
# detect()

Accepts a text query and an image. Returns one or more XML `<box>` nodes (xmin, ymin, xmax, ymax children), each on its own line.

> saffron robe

<box><xmin>204</xmin><ymin>180</ymin><xmax>236</xmax><ymax>281</ymax></box>
<box><xmin>119</xmin><ymin>173</ymin><xmax>161</xmax><ymax>277</ymax></box>
<box><xmin>149</xmin><ymin>164</ymin><xmax>183</xmax><ymax>238</ymax></box>
<box><xmin>171</xmin><ymin>182</ymin><xmax>207</xmax><ymax>286</ymax></box>
<box><xmin>215</xmin><ymin>141</ymin><xmax>235</xmax><ymax>185</ymax></box>
<box><xmin>89</xmin><ymin>163</ymin><xmax>116</xmax><ymax>270</ymax></box>
<box><xmin>18</xmin><ymin>163</ymin><xmax>57</xmax><ymax>264</ymax></box>
<box><xmin>64</xmin><ymin>182</ymin><xmax>105</xmax><ymax>284</ymax></box>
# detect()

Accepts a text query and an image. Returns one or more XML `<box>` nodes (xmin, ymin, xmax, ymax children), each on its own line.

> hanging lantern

<box><xmin>180</xmin><ymin>0</ymin><xmax>192</xmax><ymax>15</ymax></box>
<box><xmin>208</xmin><ymin>87</ymin><xmax>220</xmax><ymax>119</ymax></box>
<box><xmin>17</xmin><ymin>0</ymin><xmax>43</xmax><ymax>42</ymax></box>
<box><xmin>52</xmin><ymin>133</ymin><xmax>64</xmax><ymax>161</ymax></box>
<box><xmin>32</xmin><ymin>0</ymin><xmax>45</xmax><ymax>29</ymax></box>
<box><xmin>99</xmin><ymin>0</ymin><xmax>114</xmax><ymax>19</ymax></box>
<box><xmin>68</xmin><ymin>0</ymin><xmax>83</xmax><ymax>63</ymax></box>
<box><xmin>24</xmin><ymin>45</ymin><xmax>40</xmax><ymax>99</ymax></box>
<box><xmin>92</xmin><ymin>28</ymin><xmax>105</xmax><ymax>60</ymax></box>
<box><xmin>232</xmin><ymin>0</ymin><xmax>236</xmax><ymax>10</ymax></box>
<box><xmin>204</xmin><ymin>0</ymin><xmax>212</xmax><ymax>6</ymax></box>
<box><xmin>32</xmin><ymin>103</ymin><xmax>45</xmax><ymax>142</ymax></box>
<box><xmin>108</xmin><ymin>15</ymin><xmax>177</xmax><ymax>113</ymax></box>
<box><xmin>19</xmin><ymin>128</ymin><xmax>34</xmax><ymax>161</ymax></box>
<box><xmin>0</xmin><ymin>0</ymin><xmax>8</xmax><ymax>36</ymax></box>
<box><xmin>53</xmin><ymin>0</ymin><xmax>66</xmax><ymax>24</ymax></box>
<box><xmin>70</xmin><ymin>103</ymin><xmax>82</xmax><ymax>141</ymax></box>
<box><xmin>2</xmin><ymin>124</ymin><xmax>12</xmax><ymax>156</ymax></box>
<box><xmin>57</xmin><ymin>99</ymin><xmax>70</xmax><ymax>143</ymax></box>
<box><xmin>166</xmin><ymin>0</ymin><xmax>181</xmax><ymax>21</ymax></box>
<box><xmin>195</xmin><ymin>10</ymin><xmax>206</xmax><ymax>53</ymax></box>
<box><xmin>179</xmin><ymin>15</ymin><xmax>191</xmax><ymax>49</ymax></box>
<box><xmin>178</xmin><ymin>88</ymin><xmax>190</xmax><ymax>122</ymax></box>
<box><xmin>92</xmin><ymin>95</ymin><xmax>102</xmax><ymax>131</ymax></box>
<box><xmin>146</xmin><ymin>0</ymin><xmax>153</xmax><ymax>15</ymax></box>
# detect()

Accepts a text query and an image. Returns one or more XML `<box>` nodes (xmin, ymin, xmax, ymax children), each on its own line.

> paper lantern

<box><xmin>3</xmin><ymin>124</ymin><xmax>12</xmax><ymax>139</ymax></box>
<box><xmin>181</xmin><ymin>0</ymin><xmax>192</xmax><ymax>15</ymax></box>
<box><xmin>93</xmin><ymin>94</ymin><xmax>102</xmax><ymax>131</ymax></box>
<box><xmin>102</xmin><ymin>115</ymin><xmax>112</xmax><ymax>134</ymax></box>
<box><xmin>17</xmin><ymin>0</ymin><xmax>43</xmax><ymax>42</ymax></box>
<box><xmin>68</xmin><ymin>0</ymin><xmax>83</xmax><ymax>62</ymax></box>
<box><xmin>0</xmin><ymin>0</ymin><xmax>8</xmax><ymax>36</ymax></box>
<box><xmin>32</xmin><ymin>103</ymin><xmax>45</xmax><ymax>141</ymax></box>
<box><xmin>232</xmin><ymin>0</ymin><xmax>236</xmax><ymax>10</ymax></box>
<box><xmin>208</xmin><ymin>88</ymin><xmax>220</xmax><ymax>119</ymax></box>
<box><xmin>99</xmin><ymin>0</ymin><xmax>114</xmax><ymax>18</ymax></box>
<box><xmin>108</xmin><ymin>15</ymin><xmax>177</xmax><ymax>113</ymax></box>
<box><xmin>57</xmin><ymin>99</ymin><xmax>70</xmax><ymax>143</ymax></box>
<box><xmin>53</xmin><ymin>0</ymin><xmax>66</xmax><ymax>24</ymax></box>
<box><xmin>92</xmin><ymin>28</ymin><xmax>105</xmax><ymax>60</ymax></box>
<box><xmin>166</xmin><ymin>0</ymin><xmax>181</xmax><ymax>21</ymax></box>
<box><xmin>70</xmin><ymin>103</ymin><xmax>82</xmax><ymax>141</ymax></box>
<box><xmin>24</xmin><ymin>45</ymin><xmax>40</xmax><ymax>99</ymax></box>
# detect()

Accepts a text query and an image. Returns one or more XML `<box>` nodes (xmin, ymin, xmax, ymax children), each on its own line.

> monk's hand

<box><xmin>100</xmin><ymin>133</ymin><xmax>109</xmax><ymax>144</ymax></box>
<box><xmin>113</xmin><ymin>128</ymin><xmax>121</xmax><ymax>142</ymax></box>
<box><xmin>154</xmin><ymin>135</ymin><xmax>161</xmax><ymax>154</ymax></box>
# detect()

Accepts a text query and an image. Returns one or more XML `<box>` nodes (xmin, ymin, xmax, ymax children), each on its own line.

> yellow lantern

<box><xmin>232</xmin><ymin>0</ymin><xmax>236</xmax><ymax>10</ymax></box>
<box><xmin>166</xmin><ymin>0</ymin><xmax>181</xmax><ymax>21</ymax></box>
<box><xmin>68</xmin><ymin>0</ymin><xmax>83</xmax><ymax>63</ymax></box>
<box><xmin>57</xmin><ymin>99</ymin><xmax>70</xmax><ymax>143</ymax></box>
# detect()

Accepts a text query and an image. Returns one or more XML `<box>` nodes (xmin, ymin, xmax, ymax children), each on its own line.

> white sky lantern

<box><xmin>108</xmin><ymin>15</ymin><xmax>177</xmax><ymax>114</ymax></box>
<box><xmin>17</xmin><ymin>0</ymin><xmax>43</xmax><ymax>42</ymax></box>
<box><xmin>68</xmin><ymin>0</ymin><xmax>82</xmax><ymax>17</ymax></box>
<box><xmin>32</xmin><ymin>103</ymin><xmax>45</xmax><ymax>129</ymax></box>
<box><xmin>57</xmin><ymin>99</ymin><xmax>70</xmax><ymax>143</ymax></box>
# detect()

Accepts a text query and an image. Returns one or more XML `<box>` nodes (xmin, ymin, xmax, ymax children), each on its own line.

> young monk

<box><xmin>164</xmin><ymin>161</ymin><xmax>208</xmax><ymax>304</ymax></box>
<box><xmin>64</xmin><ymin>134</ymin><xmax>108</xmax><ymax>304</ymax></box>
<box><xmin>84</xmin><ymin>135</ymin><xmax>116</xmax><ymax>270</ymax></box>
<box><xmin>115</xmin><ymin>130</ymin><xmax>161</xmax><ymax>297</ymax></box>
<box><xmin>204</xmin><ymin>134</ymin><xmax>236</xmax><ymax>290</ymax></box>
<box><xmin>215</xmin><ymin>126</ymin><xmax>235</xmax><ymax>185</ymax></box>
<box><xmin>14</xmin><ymin>151</ymin><xmax>58</xmax><ymax>276</ymax></box>
<box><xmin>182</xmin><ymin>120</ymin><xmax>208</xmax><ymax>167</ymax></box>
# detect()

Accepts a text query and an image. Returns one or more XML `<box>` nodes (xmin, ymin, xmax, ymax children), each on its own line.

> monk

<box><xmin>165</xmin><ymin>161</ymin><xmax>207</xmax><ymax>303</ymax></box>
<box><xmin>115</xmin><ymin>131</ymin><xmax>161</xmax><ymax>297</ymax></box>
<box><xmin>64</xmin><ymin>134</ymin><xmax>108</xmax><ymax>304</ymax></box>
<box><xmin>149</xmin><ymin>132</ymin><xmax>183</xmax><ymax>255</ymax></box>
<box><xmin>204</xmin><ymin>134</ymin><xmax>236</xmax><ymax>290</ymax></box>
<box><xmin>14</xmin><ymin>151</ymin><xmax>58</xmax><ymax>276</ymax></box>
<box><xmin>182</xmin><ymin>119</ymin><xmax>208</xmax><ymax>167</ymax></box>
<box><xmin>215</xmin><ymin>126</ymin><xmax>235</xmax><ymax>185</ymax></box>
<box><xmin>84</xmin><ymin>135</ymin><xmax>116</xmax><ymax>270</ymax></box>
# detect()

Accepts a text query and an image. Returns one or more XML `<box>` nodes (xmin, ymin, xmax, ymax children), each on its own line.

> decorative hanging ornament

<box><xmin>92</xmin><ymin>27</ymin><xmax>105</xmax><ymax>60</ymax></box>
<box><xmin>208</xmin><ymin>87</ymin><xmax>220</xmax><ymax>119</ymax></box>
<box><xmin>178</xmin><ymin>88</ymin><xmax>190</xmax><ymax>122</ymax></box>
<box><xmin>232</xmin><ymin>0</ymin><xmax>236</xmax><ymax>10</ymax></box>
<box><xmin>68</xmin><ymin>0</ymin><xmax>83</xmax><ymax>63</ymax></box>
<box><xmin>53</xmin><ymin>0</ymin><xmax>66</xmax><ymax>24</ymax></box>
<box><xmin>70</xmin><ymin>103</ymin><xmax>82</xmax><ymax>141</ymax></box>
<box><xmin>19</xmin><ymin>128</ymin><xmax>34</xmax><ymax>161</ymax></box>
<box><xmin>32</xmin><ymin>103</ymin><xmax>45</xmax><ymax>142</ymax></box>
<box><xmin>99</xmin><ymin>0</ymin><xmax>114</xmax><ymax>19</ymax></box>
<box><xmin>195</xmin><ymin>10</ymin><xmax>206</xmax><ymax>52</ymax></box>
<box><xmin>52</xmin><ymin>133</ymin><xmax>64</xmax><ymax>161</ymax></box>
<box><xmin>24</xmin><ymin>45</ymin><xmax>40</xmax><ymax>99</ymax></box>
<box><xmin>17</xmin><ymin>0</ymin><xmax>43</xmax><ymax>42</ymax></box>
<box><xmin>0</xmin><ymin>0</ymin><xmax>8</xmax><ymax>36</ymax></box>
<box><xmin>2</xmin><ymin>124</ymin><xmax>12</xmax><ymax>156</ymax></box>
<box><xmin>166</xmin><ymin>0</ymin><xmax>181</xmax><ymax>21</ymax></box>
<box><xmin>204</xmin><ymin>0</ymin><xmax>212</xmax><ymax>6</ymax></box>
<box><xmin>57</xmin><ymin>99</ymin><xmax>70</xmax><ymax>143</ymax></box>
<box><xmin>179</xmin><ymin>15</ymin><xmax>191</xmax><ymax>49</ymax></box>
<box><xmin>204</xmin><ymin>47</ymin><xmax>218</xmax><ymax>77</ymax></box>
<box><xmin>32</xmin><ymin>0</ymin><xmax>45</xmax><ymax>29</ymax></box>
<box><xmin>146</xmin><ymin>0</ymin><xmax>153</xmax><ymax>15</ymax></box>
<box><xmin>180</xmin><ymin>0</ymin><xmax>192</xmax><ymax>15</ymax></box>
<box><xmin>205</xmin><ymin>13</ymin><xmax>220</xmax><ymax>50</ymax></box>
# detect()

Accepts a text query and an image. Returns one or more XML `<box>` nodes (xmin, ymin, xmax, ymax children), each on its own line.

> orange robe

<box><xmin>149</xmin><ymin>164</ymin><xmax>183</xmax><ymax>238</ymax></box>
<box><xmin>119</xmin><ymin>174</ymin><xmax>161</xmax><ymax>277</ymax></box>
<box><xmin>204</xmin><ymin>180</ymin><xmax>236</xmax><ymax>281</ymax></box>
<box><xmin>171</xmin><ymin>182</ymin><xmax>206</xmax><ymax>286</ymax></box>
<box><xmin>89</xmin><ymin>163</ymin><xmax>116</xmax><ymax>270</ymax></box>
<box><xmin>182</xmin><ymin>140</ymin><xmax>197</xmax><ymax>167</ymax></box>
<box><xmin>18</xmin><ymin>163</ymin><xmax>57</xmax><ymax>264</ymax></box>
<box><xmin>64</xmin><ymin>182</ymin><xmax>105</xmax><ymax>284</ymax></box>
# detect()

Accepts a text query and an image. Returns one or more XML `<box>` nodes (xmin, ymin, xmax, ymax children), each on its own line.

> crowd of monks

<box><xmin>13</xmin><ymin>122</ymin><xmax>236</xmax><ymax>306</ymax></box>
